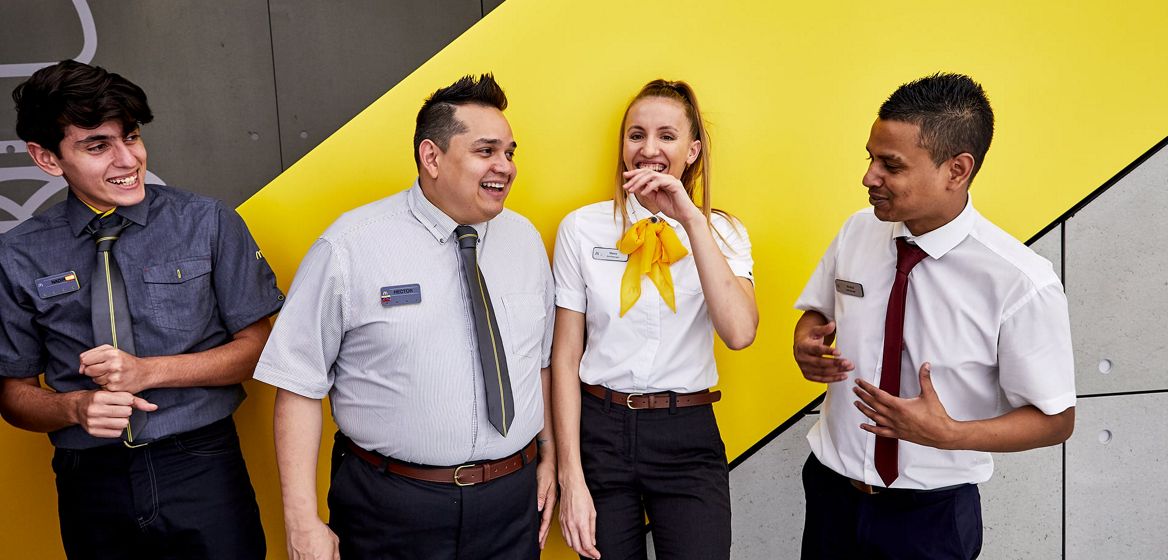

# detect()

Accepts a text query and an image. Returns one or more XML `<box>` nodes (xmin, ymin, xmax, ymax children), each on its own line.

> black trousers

<box><xmin>801</xmin><ymin>453</ymin><xmax>983</xmax><ymax>560</ymax></box>
<box><xmin>579</xmin><ymin>389</ymin><xmax>732</xmax><ymax>560</ymax></box>
<box><xmin>52</xmin><ymin>416</ymin><xmax>265</xmax><ymax>560</ymax></box>
<box><xmin>327</xmin><ymin>435</ymin><xmax>540</xmax><ymax>560</ymax></box>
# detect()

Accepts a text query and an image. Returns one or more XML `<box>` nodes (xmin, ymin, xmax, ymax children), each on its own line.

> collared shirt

<box><xmin>254</xmin><ymin>182</ymin><xmax>553</xmax><ymax>465</ymax></box>
<box><xmin>552</xmin><ymin>196</ymin><xmax>753</xmax><ymax>393</ymax></box>
<box><xmin>0</xmin><ymin>185</ymin><xmax>284</xmax><ymax>449</ymax></box>
<box><xmin>795</xmin><ymin>197</ymin><xmax>1076</xmax><ymax>489</ymax></box>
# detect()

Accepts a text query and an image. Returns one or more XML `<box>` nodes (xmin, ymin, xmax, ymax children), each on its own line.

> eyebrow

<box><xmin>866</xmin><ymin>147</ymin><xmax>904</xmax><ymax>163</ymax></box>
<box><xmin>74</xmin><ymin>134</ymin><xmax>114</xmax><ymax>145</ymax></box>
<box><xmin>473</xmin><ymin>138</ymin><xmax>517</xmax><ymax>149</ymax></box>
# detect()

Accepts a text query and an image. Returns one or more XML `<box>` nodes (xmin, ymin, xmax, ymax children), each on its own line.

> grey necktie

<box><xmin>454</xmin><ymin>225</ymin><xmax>515</xmax><ymax>436</ymax></box>
<box><xmin>86</xmin><ymin>214</ymin><xmax>148</xmax><ymax>445</ymax></box>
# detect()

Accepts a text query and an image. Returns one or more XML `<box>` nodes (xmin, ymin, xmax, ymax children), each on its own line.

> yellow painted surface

<box><xmin>2</xmin><ymin>1</ymin><xmax>1167</xmax><ymax>558</ymax></box>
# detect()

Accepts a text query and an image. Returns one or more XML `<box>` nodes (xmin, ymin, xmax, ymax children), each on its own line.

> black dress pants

<box><xmin>801</xmin><ymin>453</ymin><xmax>983</xmax><ymax>560</ymax></box>
<box><xmin>52</xmin><ymin>417</ymin><xmax>266</xmax><ymax>560</ymax></box>
<box><xmin>327</xmin><ymin>436</ymin><xmax>540</xmax><ymax>560</ymax></box>
<box><xmin>579</xmin><ymin>389</ymin><xmax>732</xmax><ymax>560</ymax></box>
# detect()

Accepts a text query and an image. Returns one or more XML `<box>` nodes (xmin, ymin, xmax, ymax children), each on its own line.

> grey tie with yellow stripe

<box><xmin>454</xmin><ymin>225</ymin><xmax>514</xmax><ymax>436</ymax></box>
<box><xmin>86</xmin><ymin>214</ymin><xmax>148</xmax><ymax>444</ymax></box>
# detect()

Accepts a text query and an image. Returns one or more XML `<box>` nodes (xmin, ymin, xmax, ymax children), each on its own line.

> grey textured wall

<box><xmin>0</xmin><ymin>0</ymin><xmax>500</xmax><ymax>230</ymax></box>
<box><xmin>726</xmin><ymin>142</ymin><xmax>1168</xmax><ymax>559</ymax></box>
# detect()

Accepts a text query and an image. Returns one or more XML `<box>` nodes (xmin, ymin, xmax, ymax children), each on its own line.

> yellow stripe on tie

<box><xmin>103</xmin><ymin>252</ymin><xmax>118</xmax><ymax>350</ymax></box>
<box><xmin>475</xmin><ymin>266</ymin><xmax>507</xmax><ymax>436</ymax></box>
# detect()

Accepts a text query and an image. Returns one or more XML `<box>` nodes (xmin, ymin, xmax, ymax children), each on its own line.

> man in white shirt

<box><xmin>255</xmin><ymin>74</ymin><xmax>557</xmax><ymax>560</ymax></box>
<box><xmin>792</xmin><ymin>73</ymin><xmax>1075</xmax><ymax>559</ymax></box>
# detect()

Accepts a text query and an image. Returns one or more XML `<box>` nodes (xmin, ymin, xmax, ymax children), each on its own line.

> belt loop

<box><xmin>520</xmin><ymin>443</ymin><xmax>531</xmax><ymax>466</ymax></box>
<box><xmin>669</xmin><ymin>391</ymin><xmax>678</xmax><ymax>415</ymax></box>
<box><xmin>604</xmin><ymin>387</ymin><xmax>613</xmax><ymax>412</ymax></box>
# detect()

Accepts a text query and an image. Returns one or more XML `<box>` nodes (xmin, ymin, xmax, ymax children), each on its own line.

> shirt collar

<box><xmin>892</xmin><ymin>194</ymin><xmax>976</xmax><ymax>259</ymax></box>
<box><xmin>625</xmin><ymin>194</ymin><xmax>681</xmax><ymax>228</ymax></box>
<box><xmin>407</xmin><ymin>180</ymin><xmax>487</xmax><ymax>244</ymax></box>
<box><xmin>66</xmin><ymin>187</ymin><xmax>151</xmax><ymax>237</ymax></box>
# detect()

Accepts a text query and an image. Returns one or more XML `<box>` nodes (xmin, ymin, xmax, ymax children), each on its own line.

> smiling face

<box><xmin>421</xmin><ymin>104</ymin><xmax>517</xmax><ymax>224</ymax></box>
<box><xmin>863</xmin><ymin>118</ymin><xmax>966</xmax><ymax>235</ymax></box>
<box><xmin>27</xmin><ymin>120</ymin><xmax>147</xmax><ymax>211</ymax></box>
<box><xmin>621</xmin><ymin>97</ymin><xmax>701</xmax><ymax>181</ymax></box>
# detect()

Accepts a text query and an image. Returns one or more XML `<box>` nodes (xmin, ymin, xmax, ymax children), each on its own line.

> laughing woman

<box><xmin>552</xmin><ymin>80</ymin><xmax>758</xmax><ymax>560</ymax></box>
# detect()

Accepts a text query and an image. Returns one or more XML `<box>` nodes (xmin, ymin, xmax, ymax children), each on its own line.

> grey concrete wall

<box><xmin>726</xmin><ymin>142</ymin><xmax>1168</xmax><ymax>559</ymax></box>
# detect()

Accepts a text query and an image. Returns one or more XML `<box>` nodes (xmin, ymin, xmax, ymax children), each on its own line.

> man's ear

<box><xmin>26</xmin><ymin>143</ymin><xmax>65</xmax><ymax>177</ymax></box>
<box><xmin>418</xmin><ymin>139</ymin><xmax>442</xmax><ymax>180</ymax></box>
<box><xmin>947</xmin><ymin>153</ymin><xmax>975</xmax><ymax>191</ymax></box>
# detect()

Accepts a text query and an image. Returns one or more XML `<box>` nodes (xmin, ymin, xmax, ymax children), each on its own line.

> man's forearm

<box><xmin>274</xmin><ymin>388</ymin><xmax>326</xmax><ymax>525</ymax></box>
<box><xmin>0</xmin><ymin>376</ymin><xmax>81</xmax><ymax>432</ymax></box>
<box><xmin>141</xmin><ymin>318</ymin><xmax>272</xmax><ymax>390</ymax></box>
<box><xmin>949</xmin><ymin>405</ymin><xmax>1075</xmax><ymax>453</ymax></box>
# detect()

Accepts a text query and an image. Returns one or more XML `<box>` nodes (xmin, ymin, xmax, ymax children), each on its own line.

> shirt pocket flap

<box><xmin>143</xmin><ymin>257</ymin><xmax>212</xmax><ymax>285</ymax></box>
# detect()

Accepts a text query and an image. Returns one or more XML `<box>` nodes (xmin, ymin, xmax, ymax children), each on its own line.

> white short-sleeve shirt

<box><xmin>795</xmin><ymin>197</ymin><xmax>1076</xmax><ymax>489</ymax></box>
<box><xmin>254</xmin><ymin>182</ymin><xmax>554</xmax><ymax>465</ymax></box>
<box><xmin>553</xmin><ymin>196</ymin><xmax>753</xmax><ymax>393</ymax></box>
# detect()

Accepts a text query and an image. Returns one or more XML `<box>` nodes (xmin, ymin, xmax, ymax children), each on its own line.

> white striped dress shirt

<box><xmin>255</xmin><ymin>182</ymin><xmax>553</xmax><ymax>464</ymax></box>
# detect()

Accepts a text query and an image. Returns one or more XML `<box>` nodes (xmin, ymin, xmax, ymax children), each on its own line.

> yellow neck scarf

<box><xmin>617</xmin><ymin>217</ymin><xmax>689</xmax><ymax>316</ymax></box>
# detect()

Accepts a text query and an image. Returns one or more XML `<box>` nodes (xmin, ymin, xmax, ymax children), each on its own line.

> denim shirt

<box><xmin>0</xmin><ymin>185</ymin><xmax>284</xmax><ymax>449</ymax></box>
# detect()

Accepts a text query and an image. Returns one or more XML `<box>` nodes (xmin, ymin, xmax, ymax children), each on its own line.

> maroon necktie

<box><xmin>874</xmin><ymin>237</ymin><xmax>929</xmax><ymax>486</ymax></box>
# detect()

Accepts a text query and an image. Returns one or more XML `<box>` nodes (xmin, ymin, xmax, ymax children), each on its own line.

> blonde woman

<box><xmin>552</xmin><ymin>80</ymin><xmax>758</xmax><ymax>560</ymax></box>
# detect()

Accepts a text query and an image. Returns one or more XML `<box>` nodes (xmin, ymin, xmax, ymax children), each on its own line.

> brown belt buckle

<box><xmin>625</xmin><ymin>393</ymin><xmax>645</xmax><ymax>409</ymax></box>
<box><xmin>453</xmin><ymin>464</ymin><xmax>477</xmax><ymax>487</ymax></box>
<box><xmin>850</xmin><ymin>479</ymin><xmax>881</xmax><ymax>495</ymax></box>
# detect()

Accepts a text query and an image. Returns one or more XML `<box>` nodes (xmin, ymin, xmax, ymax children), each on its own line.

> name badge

<box><xmin>36</xmin><ymin>271</ymin><xmax>81</xmax><ymax>299</ymax></box>
<box><xmin>592</xmin><ymin>247</ymin><xmax>628</xmax><ymax>262</ymax></box>
<box><xmin>381</xmin><ymin>283</ymin><xmax>421</xmax><ymax>306</ymax></box>
<box><xmin>835</xmin><ymin>279</ymin><xmax>864</xmax><ymax>298</ymax></box>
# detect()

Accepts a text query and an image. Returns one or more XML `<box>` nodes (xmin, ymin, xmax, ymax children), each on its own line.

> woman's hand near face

<box><xmin>622</xmin><ymin>168</ymin><xmax>703</xmax><ymax>224</ymax></box>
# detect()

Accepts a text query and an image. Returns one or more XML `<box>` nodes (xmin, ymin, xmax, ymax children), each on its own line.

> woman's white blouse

<box><xmin>552</xmin><ymin>197</ymin><xmax>753</xmax><ymax>393</ymax></box>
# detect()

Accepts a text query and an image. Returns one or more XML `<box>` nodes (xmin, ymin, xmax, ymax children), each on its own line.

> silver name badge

<box><xmin>835</xmin><ymin>279</ymin><xmax>864</xmax><ymax>298</ymax></box>
<box><xmin>592</xmin><ymin>247</ymin><xmax>628</xmax><ymax>262</ymax></box>
<box><xmin>380</xmin><ymin>283</ymin><xmax>421</xmax><ymax>307</ymax></box>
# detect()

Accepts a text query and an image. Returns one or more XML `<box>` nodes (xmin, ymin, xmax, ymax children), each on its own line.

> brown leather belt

<box><xmin>849</xmin><ymin>478</ymin><xmax>967</xmax><ymax>496</ymax></box>
<box><xmin>345</xmin><ymin>438</ymin><xmax>537</xmax><ymax>486</ymax></box>
<box><xmin>582</xmin><ymin>382</ymin><xmax>721</xmax><ymax>409</ymax></box>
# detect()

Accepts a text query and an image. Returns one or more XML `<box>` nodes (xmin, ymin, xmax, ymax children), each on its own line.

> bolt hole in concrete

<box><xmin>1097</xmin><ymin>430</ymin><xmax>1113</xmax><ymax>445</ymax></box>
<box><xmin>249</xmin><ymin>132</ymin><xmax>260</xmax><ymax>141</ymax></box>
<box><xmin>1098</xmin><ymin>359</ymin><xmax>1112</xmax><ymax>374</ymax></box>
<box><xmin>299</xmin><ymin>130</ymin><xmax>309</xmax><ymax>139</ymax></box>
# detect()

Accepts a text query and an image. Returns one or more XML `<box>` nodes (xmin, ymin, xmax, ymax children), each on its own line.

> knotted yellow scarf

<box><xmin>618</xmin><ymin>217</ymin><xmax>689</xmax><ymax>316</ymax></box>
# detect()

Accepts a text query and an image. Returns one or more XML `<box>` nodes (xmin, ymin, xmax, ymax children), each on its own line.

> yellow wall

<box><xmin>3</xmin><ymin>1</ymin><xmax>1167</xmax><ymax>558</ymax></box>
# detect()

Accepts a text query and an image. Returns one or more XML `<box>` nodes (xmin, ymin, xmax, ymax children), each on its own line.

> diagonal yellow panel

<box><xmin>236</xmin><ymin>1</ymin><xmax>1168</xmax><ymax>557</ymax></box>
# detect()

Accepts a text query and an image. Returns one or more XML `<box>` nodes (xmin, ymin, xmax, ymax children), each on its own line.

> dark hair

<box><xmin>879</xmin><ymin>72</ymin><xmax>994</xmax><ymax>185</ymax></box>
<box><xmin>13</xmin><ymin>60</ymin><xmax>153</xmax><ymax>156</ymax></box>
<box><xmin>413</xmin><ymin>73</ymin><xmax>508</xmax><ymax>168</ymax></box>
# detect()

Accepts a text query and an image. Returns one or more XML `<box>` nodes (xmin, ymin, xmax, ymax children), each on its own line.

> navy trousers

<box><xmin>327</xmin><ymin>435</ymin><xmax>540</xmax><ymax>560</ymax></box>
<box><xmin>801</xmin><ymin>453</ymin><xmax>983</xmax><ymax>560</ymax></box>
<box><xmin>52</xmin><ymin>416</ymin><xmax>266</xmax><ymax>560</ymax></box>
<box><xmin>579</xmin><ymin>389</ymin><xmax>732</xmax><ymax>560</ymax></box>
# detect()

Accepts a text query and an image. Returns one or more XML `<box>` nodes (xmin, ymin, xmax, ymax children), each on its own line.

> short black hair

<box><xmin>13</xmin><ymin>60</ymin><xmax>153</xmax><ymax>156</ymax></box>
<box><xmin>879</xmin><ymin>72</ymin><xmax>994</xmax><ymax>184</ymax></box>
<box><xmin>413</xmin><ymin>73</ymin><xmax>507</xmax><ymax>168</ymax></box>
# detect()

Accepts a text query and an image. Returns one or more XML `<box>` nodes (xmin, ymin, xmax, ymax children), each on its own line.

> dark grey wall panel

<box><xmin>0</xmin><ymin>2</ymin><xmax>284</xmax><ymax>210</ymax></box>
<box><xmin>1065</xmin><ymin>143</ymin><xmax>1168</xmax><ymax>395</ymax></box>
<box><xmin>87</xmin><ymin>3</ymin><xmax>284</xmax><ymax>208</ymax></box>
<box><xmin>267</xmin><ymin>0</ymin><xmax>482</xmax><ymax>166</ymax></box>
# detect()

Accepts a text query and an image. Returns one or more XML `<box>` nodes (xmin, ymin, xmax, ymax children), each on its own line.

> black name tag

<box><xmin>36</xmin><ymin>271</ymin><xmax>80</xmax><ymax>299</ymax></box>
<box><xmin>380</xmin><ymin>284</ymin><xmax>421</xmax><ymax>306</ymax></box>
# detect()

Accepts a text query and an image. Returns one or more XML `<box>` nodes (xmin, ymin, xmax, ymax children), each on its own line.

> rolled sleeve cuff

<box><xmin>1016</xmin><ymin>391</ymin><xmax>1077</xmax><ymax>416</ymax></box>
<box><xmin>252</xmin><ymin>365</ymin><xmax>329</xmax><ymax>400</ymax></box>
<box><xmin>555</xmin><ymin>288</ymin><xmax>586</xmax><ymax>313</ymax></box>
<box><xmin>0</xmin><ymin>358</ymin><xmax>42</xmax><ymax>378</ymax></box>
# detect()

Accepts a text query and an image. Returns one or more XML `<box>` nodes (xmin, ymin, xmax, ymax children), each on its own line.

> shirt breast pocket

<box><xmin>501</xmin><ymin>293</ymin><xmax>546</xmax><ymax>359</ymax></box>
<box><xmin>142</xmin><ymin>257</ymin><xmax>213</xmax><ymax>331</ymax></box>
